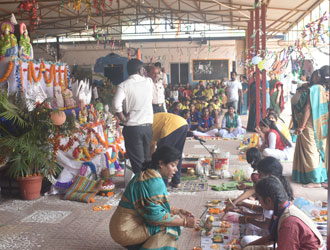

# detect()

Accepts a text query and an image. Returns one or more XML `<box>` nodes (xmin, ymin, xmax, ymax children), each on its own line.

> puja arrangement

<box><xmin>196</xmin><ymin>200</ymin><xmax>242</xmax><ymax>250</ymax></box>
<box><xmin>0</xmin><ymin>17</ymin><xmax>124</xmax><ymax>202</ymax></box>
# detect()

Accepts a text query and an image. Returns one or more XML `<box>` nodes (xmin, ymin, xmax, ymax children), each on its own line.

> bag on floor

<box><xmin>64</xmin><ymin>175</ymin><xmax>101</xmax><ymax>203</ymax></box>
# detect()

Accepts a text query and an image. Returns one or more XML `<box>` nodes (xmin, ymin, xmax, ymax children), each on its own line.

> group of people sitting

<box><xmin>109</xmin><ymin>146</ymin><xmax>325</xmax><ymax>250</ymax></box>
<box><xmin>167</xmin><ymin>96</ymin><xmax>247</xmax><ymax>139</ymax></box>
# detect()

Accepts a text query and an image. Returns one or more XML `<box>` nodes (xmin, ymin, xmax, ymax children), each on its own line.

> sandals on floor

<box><xmin>302</xmin><ymin>183</ymin><xmax>322</xmax><ymax>188</ymax></box>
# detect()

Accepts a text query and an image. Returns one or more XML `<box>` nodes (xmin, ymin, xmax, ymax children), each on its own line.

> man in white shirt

<box><xmin>155</xmin><ymin>62</ymin><xmax>168</xmax><ymax>88</ymax></box>
<box><xmin>225</xmin><ymin>71</ymin><xmax>243</xmax><ymax>111</ymax></box>
<box><xmin>148</xmin><ymin>66</ymin><xmax>166</xmax><ymax>113</ymax></box>
<box><xmin>112</xmin><ymin>59</ymin><xmax>153</xmax><ymax>173</ymax></box>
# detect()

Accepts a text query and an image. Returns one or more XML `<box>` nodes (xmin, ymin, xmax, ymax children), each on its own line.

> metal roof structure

<box><xmin>0</xmin><ymin>0</ymin><xmax>324</xmax><ymax>39</ymax></box>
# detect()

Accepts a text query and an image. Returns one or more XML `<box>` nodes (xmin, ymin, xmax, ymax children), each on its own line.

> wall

<box><xmin>33</xmin><ymin>39</ymin><xmax>246</xmax><ymax>84</ymax></box>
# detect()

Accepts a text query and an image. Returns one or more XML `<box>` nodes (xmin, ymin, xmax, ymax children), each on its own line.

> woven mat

<box><xmin>168</xmin><ymin>180</ymin><xmax>208</xmax><ymax>192</ymax></box>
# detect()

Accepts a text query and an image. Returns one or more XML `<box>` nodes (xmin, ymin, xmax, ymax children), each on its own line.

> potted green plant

<box><xmin>0</xmin><ymin>92</ymin><xmax>75</xmax><ymax>200</ymax></box>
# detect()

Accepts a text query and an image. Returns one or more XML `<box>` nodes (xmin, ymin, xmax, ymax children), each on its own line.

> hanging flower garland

<box><xmin>43</xmin><ymin>64</ymin><xmax>55</xmax><ymax>86</ymax></box>
<box><xmin>28</xmin><ymin>60</ymin><xmax>43</xmax><ymax>83</ymax></box>
<box><xmin>51</xmin><ymin>132</ymin><xmax>79</xmax><ymax>161</ymax></box>
<box><xmin>106</xmin><ymin>146</ymin><xmax>117</xmax><ymax>163</ymax></box>
<box><xmin>64</xmin><ymin>66</ymin><xmax>68</xmax><ymax>89</ymax></box>
<box><xmin>0</xmin><ymin>61</ymin><xmax>14</xmax><ymax>82</ymax></box>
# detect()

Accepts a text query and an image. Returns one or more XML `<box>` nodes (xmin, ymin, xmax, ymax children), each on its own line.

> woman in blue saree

<box><xmin>110</xmin><ymin>145</ymin><xmax>200</xmax><ymax>250</ymax></box>
<box><xmin>292</xmin><ymin>67</ymin><xmax>329</xmax><ymax>188</ymax></box>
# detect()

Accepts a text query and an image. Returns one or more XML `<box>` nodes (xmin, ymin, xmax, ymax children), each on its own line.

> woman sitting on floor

<box><xmin>192</xmin><ymin>107</ymin><xmax>219</xmax><ymax>137</ymax></box>
<box><xmin>109</xmin><ymin>145</ymin><xmax>200</xmax><ymax>250</ymax></box>
<box><xmin>267</xmin><ymin>111</ymin><xmax>291</xmax><ymax>142</ymax></box>
<box><xmin>236</xmin><ymin>157</ymin><xmax>294</xmax><ymax>247</ymax></box>
<box><xmin>243</xmin><ymin>176</ymin><xmax>324</xmax><ymax>250</ymax></box>
<box><xmin>218</xmin><ymin>105</ymin><xmax>246</xmax><ymax>138</ymax></box>
<box><xmin>258</xmin><ymin>118</ymin><xmax>293</xmax><ymax>161</ymax></box>
<box><xmin>237</xmin><ymin>147</ymin><xmax>262</xmax><ymax>192</ymax></box>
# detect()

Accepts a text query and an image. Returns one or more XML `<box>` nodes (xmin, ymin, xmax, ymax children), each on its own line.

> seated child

<box><xmin>258</xmin><ymin>118</ymin><xmax>293</xmax><ymax>161</ymax></box>
<box><xmin>181</xmin><ymin>98</ymin><xmax>190</xmax><ymax>110</ymax></box>
<box><xmin>169</xmin><ymin>102</ymin><xmax>181</xmax><ymax>115</ymax></box>
<box><xmin>267</xmin><ymin>111</ymin><xmax>291</xmax><ymax>142</ymax></box>
<box><xmin>192</xmin><ymin>107</ymin><xmax>218</xmax><ymax>137</ymax></box>
<box><xmin>226</xmin><ymin>157</ymin><xmax>294</xmax><ymax>248</ymax></box>
<box><xmin>208</xmin><ymin>103</ymin><xmax>219</xmax><ymax>125</ymax></box>
<box><xmin>189</xmin><ymin>103</ymin><xmax>200</xmax><ymax>130</ymax></box>
<box><xmin>244</xmin><ymin>176</ymin><xmax>323</xmax><ymax>250</ymax></box>
<box><xmin>181</xmin><ymin>109</ymin><xmax>193</xmax><ymax>137</ymax></box>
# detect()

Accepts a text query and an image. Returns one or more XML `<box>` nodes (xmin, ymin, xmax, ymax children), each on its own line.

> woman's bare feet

<box><xmin>302</xmin><ymin>183</ymin><xmax>322</xmax><ymax>188</ymax></box>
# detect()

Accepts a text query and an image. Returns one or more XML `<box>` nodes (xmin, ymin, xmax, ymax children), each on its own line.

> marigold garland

<box><xmin>58</xmin><ymin>65</ymin><xmax>62</xmax><ymax>88</ymax></box>
<box><xmin>28</xmin><ymin>60</ymin><xmax>43</xmax><ymax>83</ymax></box>
<box><xmin>106</xmin><ymin>148</ymin><xmax>117</xmax><ymax>163</ymax></box>
<box><xmin>25</xmin><ymin>61</ymin><xmax>69</xmax><ymax>89</ymax></box>
<box><xmin>117</xmin><ymin>143</ymin><xmax>126</xmax><ymax>155</ymax></box>
<box><xmin>0</xmin><ymin>61</ymin><xmax>14</xmax><ymax>82</ymax></box>
<box><xmin>64</xmin><ymin>66</ymin><xmax>68</xmax><ymax>89</ymax></box>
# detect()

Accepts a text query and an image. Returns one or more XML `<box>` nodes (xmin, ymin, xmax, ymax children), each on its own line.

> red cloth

<box><xmin>183</xmin><ymin>89</ymin><xmax>192</xmax><ymax>98</ymax></box>
<box><xmin>277</xmin><ymin>216</ymin><xmax>321</xmax><ymax>250</ymax></box>
<box><xmin>265</xmin><ymin>129</ymin><xmax>286</xmax><ymax>150</ymax></box>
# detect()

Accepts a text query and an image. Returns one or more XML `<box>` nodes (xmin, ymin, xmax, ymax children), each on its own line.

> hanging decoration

<box><xmin>59</xmin><ymin>0</ymin><xmax>65</xmax><ymax>12</ymax></box>
<box><xmin>176</xmin><ymin>20</ymin><xmax>181</xmax><ymax>37</ymax></box>
<box><xmin>73</xmin><ymin>0</ymin><xmax>82</xmax><ymax>11</ymax></box>
<box><xmin>93</xmin><ymin>0</ymin><xmax>106</xmax><ymax>14</ymax></box>
<box><xmin>17</xmin><ymin>0</ymin><xmax>41</xmax><ymax>31</ymax></box>
<box><xmin>242</xmin><ymin>11</ymin><xmax>330</xmax><ymax>74</ymax></box>
<box><xmin>300</xmin><ymin>11</ymin><xmax>329</xmax><ymax>48</ymax></box>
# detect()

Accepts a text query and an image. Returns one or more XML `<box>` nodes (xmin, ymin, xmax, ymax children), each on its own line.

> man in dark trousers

<box><xmin>151</xmin><ymin>112</ymin><xmax>188</xmax><ymax>187</ymax></box>
<box><xmin>113</xmin><ymin>59</ymin><xmax>153</xmax><ymax>173</ymax></box>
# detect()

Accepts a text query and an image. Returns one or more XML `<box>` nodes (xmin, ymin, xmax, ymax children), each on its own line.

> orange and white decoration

<box><xmin>0</xmin><ymin>59</ymin><xmax>69</xmax><ymax>98</ymax></box>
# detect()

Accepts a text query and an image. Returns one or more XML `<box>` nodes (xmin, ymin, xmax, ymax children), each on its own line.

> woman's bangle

<box><xmin>245</xmin><ymin>216</ymin><xmax>250</xmax><ymax>224</ymax></box>
<box><xmin>183</xmin><ymin>217</ymin><xmax>187</xmax><ymax>227</ymax></box>
<box><xmin>171</xmin><ymin>206</ymin><xmax>177</xmax><ymax>214</ymax></box>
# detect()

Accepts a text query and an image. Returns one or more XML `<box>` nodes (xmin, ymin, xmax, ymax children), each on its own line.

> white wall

<box><xmin>33</xmin><ymin>39</ymin><xmax>246</xmax><ymax>84</ymax></box>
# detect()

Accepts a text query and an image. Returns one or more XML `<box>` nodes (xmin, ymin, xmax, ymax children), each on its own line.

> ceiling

<box><xmin>0</xmin><ymin>0</ymin><xmax>323</xmax><ymax>39</ymax></box>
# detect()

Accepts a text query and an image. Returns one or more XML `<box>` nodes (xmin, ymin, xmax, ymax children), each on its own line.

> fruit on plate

<box><xmin>213</xmin><ymin>235</ymin><xmax>223</xmax><ymax>243</ymax></box>
<box><xmin>221</xmin><ymin>221</ymin><xmax>231</xmax><ymax>228</ymax></box>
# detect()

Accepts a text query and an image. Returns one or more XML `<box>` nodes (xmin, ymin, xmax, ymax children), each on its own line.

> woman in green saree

<box><xmin>110</xmin><ymin>145</ymin><xmax>200</xmax><ymax>250</ymax></box>
<box><xmin>268</xmin><ymin>72</ymin><xmax>284</xmax><ymax>116</ymax></box>
<box><xmin>292</xmin><ymin>66</ymin><xmax>329</xmax><ymax>188</ymax></box>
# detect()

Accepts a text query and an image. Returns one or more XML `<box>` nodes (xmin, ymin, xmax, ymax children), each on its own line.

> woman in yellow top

<box><xmin>204</xmin><ymin>84</ymin><xmax>214</xmax><ymax>101</ymax></box>
<box><xmin>151</xmin><ymin>112</ymin><xmax>188</xmax><ymax>188</ymax></box>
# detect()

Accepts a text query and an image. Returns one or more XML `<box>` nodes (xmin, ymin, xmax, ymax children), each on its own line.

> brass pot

<box><xmin>187</xmin><ymin>167</ymin><xmax>195</xmax><ymax>176</ymax></box>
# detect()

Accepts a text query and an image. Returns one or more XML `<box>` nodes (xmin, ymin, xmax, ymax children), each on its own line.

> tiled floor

<box><xmin>0</xmin><ymin>114</ymin><xmax>327</xmax><ymax>250</ymax></box>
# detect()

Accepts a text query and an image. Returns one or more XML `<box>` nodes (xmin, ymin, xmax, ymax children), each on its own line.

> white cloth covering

<box><xmin>192</xmin><ymin>128</ymin><xmax>219</xmax><ymax>137</ymax></box>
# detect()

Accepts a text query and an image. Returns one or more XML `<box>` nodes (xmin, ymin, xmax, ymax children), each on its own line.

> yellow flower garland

<box><xmin>0</xmin><ymin>61</ymin><xmax>14</xmax><ymax>82</ymax></box>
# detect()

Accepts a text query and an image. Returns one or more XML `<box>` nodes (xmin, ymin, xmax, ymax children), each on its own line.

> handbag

<box><xmin>64</xmin><ymin>175</ymin><xmax>101</xmax><ymax>203</ymax></box>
